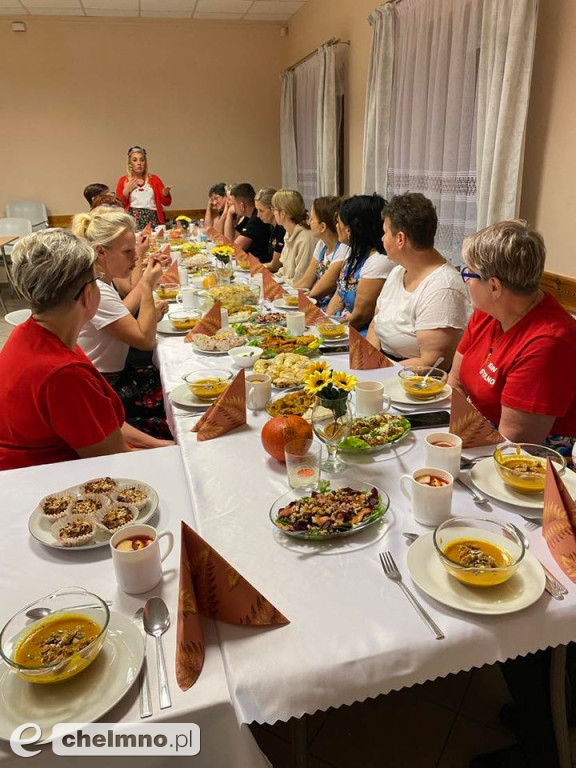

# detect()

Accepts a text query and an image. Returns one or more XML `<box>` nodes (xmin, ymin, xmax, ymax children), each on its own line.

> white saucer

<box><xmin>156</xmin><ymin>318</ymin><xmax>188</xmax><ymax>335</ymax></box>
<box><xmin>28</xmin><ymin>479</ymin><xmax>159</xmax><ymax>550</ymax></box>
<box><xmin>170</xmin><ymin>382</ymin><xmax>212</xmax><ymax>410</ymax></box>
<box><xmin>0</xmin><ymin>612</ymin><xmax>144</xmax><ymax>742</ymax></box>
<box><xmin>406</xmin><ymin>533</ymin><xmax>546</xmax><ymax>615</ymax></box>
<box><xmin>470</xmin><ymin>458</ymin><xmax>576</xmax><ymax>511</ymax></box>
<box><xmin>192</xmin><ymin>345</ymin><xmax>230</xmax><ymax>356</ymax></box>
<box><xmin>381</xmin><ymin>377</ymin><xmax>452</xmax><ymax>405</ymax></box>
<box><xmin>272</xmin><ymin>297</ymin><xmax>317</xmax><ymax>311</ymax></box>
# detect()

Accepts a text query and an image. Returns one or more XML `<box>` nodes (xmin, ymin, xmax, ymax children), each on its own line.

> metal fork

<box><xmin>379</xmin><ymin>552</ymin><xmax>445</xmax><ymax>639</ymax></box>
<box><xmin>524</xmin><ymin>520</ymin><xmax>540</xmax><ymax>531</ymax></box>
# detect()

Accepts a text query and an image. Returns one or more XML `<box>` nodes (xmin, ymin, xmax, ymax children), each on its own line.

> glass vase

<box><xmin>311</xmin><ymin>394</ymin><xmax>352</xmax><ymax>474</ymax></box>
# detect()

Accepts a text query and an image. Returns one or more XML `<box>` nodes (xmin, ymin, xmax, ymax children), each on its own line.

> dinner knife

<box><xmin>133</xmin><ymin>608</ymin><xmax>153</xmax><ymax>718</ymax></box>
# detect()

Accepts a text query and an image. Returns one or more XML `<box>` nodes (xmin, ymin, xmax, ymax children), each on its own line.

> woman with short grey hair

<box><xmin>0</xmin><ymin>229</ymin><xmax>170</xmax><ymax>470</ymax></box>
<box><xmin>449</xmin><ymin>219</ymin><xmax>576</xmax><ymax>447</ymax></box>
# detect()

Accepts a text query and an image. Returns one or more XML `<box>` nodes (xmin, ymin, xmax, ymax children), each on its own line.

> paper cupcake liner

<box><xmin>39</xmin><ymin>491</ymin><xmax>76</xmax><ymax>521</ymax></box>
<box><xmin>95</xmin><ymin>504</ymin><xmax>139</xmax><ymax>533</ymax></box>
<box><xmin>111</xmin><ymin>483</ymin><xmax>150</xmax><ymax>511</ymax></box>
<box><xmin>51</xmin><ymin>514</ymin><xmax>96</xmax><ymax>547</ymax></box>
<box><xmin>70</xmin><ymin>493</ymin><xmax>110</xmax><ymax>517</ymax></box>
<box><xmin>81</xmin><ymin>476</ymin><xmax>119</xmax><ymax>497</ymax></box>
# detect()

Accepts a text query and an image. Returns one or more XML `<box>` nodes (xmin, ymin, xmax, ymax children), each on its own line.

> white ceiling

<box><xmin>0</xmin><ymin>0</ymin><xmax>306</xmax><ymax>21</ymax></box>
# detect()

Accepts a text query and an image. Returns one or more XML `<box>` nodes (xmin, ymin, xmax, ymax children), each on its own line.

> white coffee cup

<box><xmin>354</xmin><ymin>381</ymin><xmax>392</xmax><ymax>417</ymax></box>
<box><xmin>425</xmin><ymin>432</ymin><xmax>462</xmax><ymax>478</ymax></box>
<box><xmin>286</xmin><ymin>311</ymin><xmax>305</xmax><ymax>336</ymax></box>
<box><xmin>176</xmin><ymin>286</ymin><xmax>197</xmax><ymax>310</ymax></box>
<box><xmin>110</xmin><ymin>524</ymin><xmax>174</xmax><ymax>594</ymax></box>
<box><xmin>400</xmin><ymin>467</ymin><xmax>454</xmax><ymax>526</ymax></box>
<box><xmin>245</xmin><ymin>373</ymin><xmax>272</xmax><ymax>411</ymax></box>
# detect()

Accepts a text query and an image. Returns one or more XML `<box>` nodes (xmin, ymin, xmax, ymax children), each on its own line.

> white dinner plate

<box><xmin>192</xmin><ymin>345</ymin><xmax>232</xmax><ymax>356</ymax></box>
<box><xmin>272</xmin><ymin>297</ymin><xmax>318</xmax><ymax>311</ymax></box>
<box><xmin>156</xmin><ymin>318</ymin><xmax>188</xmax><ymax>335</ymax></box>
<box><xmin>381</xmin><ymin>377</ymin><xmax>452</xmax><ymax>405</ymax></box>
<box><xmin>470</xmin><ymin>458</ymin><xmax>576</xmax><ymax>511</ymax></box>
<box><xmin>406</xmin><ymin>533</ymin><xmax>546</xmax><ymax>615</ymax></box>
<box><xmin>0</xmin><ymin>612</ymin><xmax>144</xmax><ymax>743</ymax></box>
<box><xmin>28</xmin><ymin>479</ymin><xmax>159</xmax><ymax>550</ymax></box>
<box><xmin>170</xmin><ymin>382</ymin><xmax>212</xmax><ymax>410</ymax></box>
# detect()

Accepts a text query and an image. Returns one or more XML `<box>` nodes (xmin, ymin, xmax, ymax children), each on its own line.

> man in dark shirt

<box><xmin>223</xmin><ymin>183</ymin><xmax>271</xmax><ymax>263</ymax></box>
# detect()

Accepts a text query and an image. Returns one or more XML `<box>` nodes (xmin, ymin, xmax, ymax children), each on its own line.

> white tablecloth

<box><xmin>156</xmin><ymin>331</ymin><xmax>576</xmax><ymax>726</ymax></box>
<box><xmin>0</xmin><ymin>447</ymin><xmax>267</xmax><ymax>767</ymax></box>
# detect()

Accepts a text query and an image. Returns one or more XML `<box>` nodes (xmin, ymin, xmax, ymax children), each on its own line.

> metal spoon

<box><xmin>26</xmin><ymin>600</ymin><xmax>112</xmax><ymax>621</ymax></box>
<box><xmin>414</xmin><ymin>356</ymin><xmax>445</xmax><ymax>389</ymax></box>
<box><xmin>454</xmin><ymin>477</ymin><xmax>490</xmax><ymax>507</ymax></box>
<box><xmin>143</xmin><ymin>597</ymin><xmax>172</xmax><ymax>710</ymax></box>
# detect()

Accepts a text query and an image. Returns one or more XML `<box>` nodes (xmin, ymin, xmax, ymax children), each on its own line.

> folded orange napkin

<box><xmin>176</xmin><ymin>520</ymin><xmax>289</xmax><ymax>690</ymax></box>
<box><xmin>543</xmin><ymin>459</ymin><xmax>576</xmax><ymax>582</ymax></box>
<box><xmin>156</xmin><ymin>226</ymin><xmax>164</xmax><ymax>239</ymax></box>
<box><xmin>185</xmin><ymin>301</ymin><xmax>222</xmax><ymax>339</ymax></box>
<box><xmin>449</xmin><ymin>388</ymin><xmax>504</xmax><ymax>448</ymax></box>
<box><xmin>192</xmin><ymin>368</ymin><xmax>247</xmax><ymax>441</ymax></box>
<box><xmin>298</xmin><ymin>291</ymin><xmax>327</xmax><ymax>325</ymax></box>
<box><xmin>348</xmin><ymin>327</ymin><xmax>394</xmax><ymax>369</ymax></box>
<box><xmin>262</xmin><ymin>268</ymin><xmax>286</xmax><ymax>301</ymax></box>
<box><xmin>141</xmin><ymin>222</ymin><xmax>152</xmax><ymax>235</ymax></box>
<box><xmin>248</xmin><ymin>253</ymin><xmax>265</xmax><ymax>276</ymax></box>
<box><xmin>159</xmin><ymin>258</ymin><xmax>180</xmax><ymax>286</ymax></box>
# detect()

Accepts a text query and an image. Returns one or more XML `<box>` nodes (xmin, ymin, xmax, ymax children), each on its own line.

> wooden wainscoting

<box><xmin>540</xmin><ymin>271</ymin><xmax>576</xmax><ymax>313</ymax></box>
<box><xmin>48</xmin><ymin>209</ymin><xmax>205</xmax><ymax>229</ymax></box>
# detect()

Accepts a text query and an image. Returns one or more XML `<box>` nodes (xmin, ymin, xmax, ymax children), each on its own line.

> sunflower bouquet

<box><xmin>304</xmin><ymin>362</ymin><xmax>356</xmax><ymax>418</ymax></box>
<box><xmin>211</xmin><ymin>245</ymin><xmax>235</xmax><ymax>264</ymax></box>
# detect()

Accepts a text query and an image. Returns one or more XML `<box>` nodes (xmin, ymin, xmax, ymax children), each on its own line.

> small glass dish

<box><xmin>182</xmin><ymin>369</ymin><xmax>233</xmax><ymax>400</ymax></box>
<box><xmin>493</xmin><ymin>443</ymin><xmax>565</xmax><ymax>495</ymax></box>
<box><xmin>316</xmin><ymin>321</ymin><xmax>347</xmax><ymax>339</ymax></box>
<box><xmin>155</xmin><ymin>285</ymin><xmax>180</xmax><ymax>301</ymax></box>
<box><xmin>398</xmin><ymin>366</ymin><xmax>448</xmax><ymax>400</ymax></box>
<box><xmin>433</xmin><ymin>517</ymin><xmax>525</xmax><ymax>588</ymax></box>
<box><xmin>168</xmin><ymin>309</ymin><xmax>201</xmax><ymax>331</ymax></box>
<box><xmin>0</xmin><ymin>587</ymin><xmax>110</xmax><ymax>684</ymax></box>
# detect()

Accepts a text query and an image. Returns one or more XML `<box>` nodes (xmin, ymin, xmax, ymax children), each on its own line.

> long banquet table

<box><xmin>0</xmin><ymin>447</ymin><xmax>268</xmax><ymax>767</ymax></box>
<box><xmin>156</xmin><ymin>329</ymin><xmax>576</xmax><ymax>731</ymax></box>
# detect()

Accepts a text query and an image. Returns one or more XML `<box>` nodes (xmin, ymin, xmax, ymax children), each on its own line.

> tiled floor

<box><xmin>249</xmin><ymin>664</ymin><xmax>517</xmax><ymax>767</ymax></box>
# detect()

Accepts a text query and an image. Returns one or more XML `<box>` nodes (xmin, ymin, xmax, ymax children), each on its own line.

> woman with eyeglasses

<box><xmin>268</xmin><ymin>190</ymin><xmax>317</xmax><ymax>282</ymax></box>
<box><xmin>116</xmin><ymin>146</ymin><xmax>172</xmax><ymax>230</ymax></box>
<box><xmin>448</xmin><ymin>220</ymin><xmax>576</xmax><ymax>446</ymax></box>
<box><xmin>325</xmin><ymin>195</ymin><xmax>393</xmax><ymax>333</ymax></box>
<box><xmin>0</xmin><ymin>230</ymin><xmax>171</xmax><ymax>470</ymax></box>
<box><xmin>72</xmin><ymin>207</ymin><xmax>173</xmax><ymax>442</ymax></box>
<box><xmin>366</xmin><ymin>193</ymin><xmax>470</xmax><ymax>368</ymax></box>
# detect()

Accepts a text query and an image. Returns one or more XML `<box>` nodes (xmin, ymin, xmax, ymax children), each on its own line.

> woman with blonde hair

<box><xmin>255</xmin><ymin>187</ymin><xmax>285</xmax><ymax>264</ymax></box>
<box><xmin>269</xmin><ymin>189</ymin><xmax>317</xmax><ymax>282</ymax></box>
<box><xmin>72</xmin><ymin>206</ymin><xmax>172</xmax><ymax>440</ymax></box>
<box><xmin>0</xmin><ymin>230</ymin><xmax>170</xmax><ymax>469</ymax></box>
<box><xmin>116</xmin><ymin>145</ymin><xmax>172</xmax><ymax>229</ymax></box>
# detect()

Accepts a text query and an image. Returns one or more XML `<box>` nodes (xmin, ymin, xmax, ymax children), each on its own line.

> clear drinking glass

<box><xmin>311</xmin><ymin>395</ymin><xmax>352</xmax><ymax>474</ymax></box>
<box><xmin>285</xmin><ymin>439</ymin><xmax>322</xmax><ymax>491</ymax></box>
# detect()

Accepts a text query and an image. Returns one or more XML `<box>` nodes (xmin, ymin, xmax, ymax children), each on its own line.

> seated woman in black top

<box><xmin>223</xmin><ymin>182</ymin><xmax>271</xmax><ymax>264</ymax></box>
<box><xmin>255</xmin><ymin>187</ymin><xmax>285</xmax><ymax>265</ymax></box>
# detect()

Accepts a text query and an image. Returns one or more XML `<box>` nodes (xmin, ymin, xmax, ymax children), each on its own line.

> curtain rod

<box><xmin>283</xmin><ymin>37</ymin><xmax>350</xmax><ymax>74</ymax></box>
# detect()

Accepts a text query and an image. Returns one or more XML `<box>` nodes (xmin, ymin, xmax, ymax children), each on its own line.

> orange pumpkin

<box><xmin>261</xmin><ymin>415</ymin><xmax>313</xmax><ymax>463</ymax></box>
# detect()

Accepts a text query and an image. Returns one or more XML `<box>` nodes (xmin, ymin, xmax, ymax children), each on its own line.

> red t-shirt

<box><xmin>0</xmin><ymin>318</ymin><xmax>125</xmax><ymax>470</ymax></box>
<box><xmin>458</xmin><ymin>292</ymin><xmax>576</xmax><ymax>437</ymax></box>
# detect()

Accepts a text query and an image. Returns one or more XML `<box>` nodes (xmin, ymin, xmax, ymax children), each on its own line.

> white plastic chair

<box><xmin>0</xmin><ymin>217</ymin><xmax>32</xmax><ymax>293</ymax></box>
<box><xmin>5</xmin><ymin>201</ymin><xmax>48</xmax><ymax>231</ymax></box>
<box><xmin>3</xmin><ymin>308</ymin><xmax>31</xmax><ymax>326</ymax></box>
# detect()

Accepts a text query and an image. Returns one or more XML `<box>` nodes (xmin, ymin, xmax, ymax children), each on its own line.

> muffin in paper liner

<box><xmin>39</xmin><ymin>492</ymin><xmax>76</xmax><ymax>521</ymax></box>
<box><xmin>111</xmin><ymin>483</ymin><xmax>150</xmax><ymax>511</ymax></box>
<box><xmin>81</xmin><ymin>476</ymin><xmax>119</xmax><ymax>497</ymax></box>
<box><xmin>51</xmin><ymin>514</ymin><xmax>96</xmax><ymax>547</ymax></box>
<box><xmin>95</xmin><ymin>503</ymin><xmax>139</xmax><ymax>533</ymax></box>
<box><xmin>70</xmin><ymin>493</ymin><xmax>110</xmax><ymax>517</ymax></box>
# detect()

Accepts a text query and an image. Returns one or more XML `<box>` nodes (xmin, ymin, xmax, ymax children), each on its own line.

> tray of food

<box><xmin>337</xmin><ymin>413</ymin><xmax>412</xmax><ymax>453</ymax></box>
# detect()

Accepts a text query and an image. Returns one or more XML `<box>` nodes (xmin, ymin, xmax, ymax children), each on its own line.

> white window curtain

<box><xmin>387</xmin><ymin>0</ymin><xmax>482</xmax><ymax>264</ymax></box>
<box><xmin>280</xmin><ymin>44</ymin><xmax>344</xmax><ymax>206</ymax></box>
<box><xmin>280</xmin><ymin>72</ymin><xmax>298</xmax><ymax>189</ymax></box>
<box><xmin>362</xmin><ymin>4</ymin><xmax>396</xmax><ymax>196</ymax></box>
<box><xmin>476</xmin><ymin>0</ymin><xmax>539</xmax><ymax>228</ymax></box>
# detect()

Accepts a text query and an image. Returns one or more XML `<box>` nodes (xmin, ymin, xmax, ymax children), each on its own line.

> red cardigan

<box><xmin>116</xmin><ymin>174</ymin><xmax>172</xmax><ymax>224</ymax></box>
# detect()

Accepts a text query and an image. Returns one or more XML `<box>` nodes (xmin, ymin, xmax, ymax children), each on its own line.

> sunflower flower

<box><xmin>306</xmin><ymin>360</ymin><xmax>329</xmax><ymax>374</ymax></box>
<box><xmin>304</xmin><ymin>368</ymin><xmax>332</xmax><ymax>395</ymax></box>
<box><xmin>331</xmin><ymin>371</ymin><xmax>357</xmax><ymax>392</ymax></box>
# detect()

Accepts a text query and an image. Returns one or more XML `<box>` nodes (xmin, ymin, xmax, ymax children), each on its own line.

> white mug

<box><xmin>286</xmin><ymin>311</ymin><xmax>305</xmax><ymax>336</ymax></box>
<box><xmin>176</xmin><ymin>286</ymin><xmax>197</xmax><ymax>310</ymax></box>
<box><xmin>425</xmin><ymin>432</ymin><xmax>462</xmax><ymax>478</ymax></box>
<box><xmin>400</xmin><ymin>467</ymin><xmax>454</xmax><ymax>526</ymax></box>
<box><xmin>110</xmin><ymin>524</ymin><xmax>174</xmax><ymax>594</ymax></box>
<box><xmin>245</xmin><ymin>374</ymin><xmax>272</xmax><ymax>411</ymax></box>
<box><xmin>354</xmin><ymin>381</ymin><xmax>392</xmax><ymax>417</ymax></box>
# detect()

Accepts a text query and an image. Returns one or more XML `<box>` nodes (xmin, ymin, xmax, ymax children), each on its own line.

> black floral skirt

<box><xmin>103</xmin><ymin>364</ymin><xmax>172</xmax><ymax>441</ymax></box>
<box><xmin>129</xmin><ymin>207</ymin><xmax>160</xmax><ymax>231</ymax></box>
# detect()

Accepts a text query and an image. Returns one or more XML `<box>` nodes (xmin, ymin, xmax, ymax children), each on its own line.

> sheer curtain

<box><xmin>476</xmin><ymin>0</ymin><xmax>539</xmax><ymax>227</ymax></box>
<box><xmin>316</xmin><ymin>43</ymin><xmax>343</xmax><ymax>196</ymax></box>
<box><xmin>387</xmin><ymin>0</ymin><xmax>482</xmax><ymax>264</ymax></box>
<box><xmin>362</xmin><ymin>3</ymin><xmax>396</xmax><ymax>196</ymax></box>
<box><xmin>280</xmin><ymin>72</ymin><xmax>298</xmax><ymax>189</ymax></box>
<box><xmin>292</xmin><ymin>56</ymin><xmax>321</xmax><ymax>206</ymax></box>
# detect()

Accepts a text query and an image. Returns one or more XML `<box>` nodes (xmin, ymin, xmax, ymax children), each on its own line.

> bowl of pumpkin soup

<box><xmin>0</xmin><ymin>587</ymin><xmax>110</xmax><ymax>684</ymax></box>
<box><xmin>494</xmin><ymin>443</ymin><xmax>565</xmax><ymax>495</ymax></box>
<box><xmin>433</xmin><ymin>517</ymin><xmax>525</xmax><ymax>588</ymax></box>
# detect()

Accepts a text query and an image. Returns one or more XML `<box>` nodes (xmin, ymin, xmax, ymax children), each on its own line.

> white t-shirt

<box><xmin>78</xmin><ymin>281</ymin><xmax>131</xmax><ymax>373</ymax></box>
<box><xmin>360</xmin><ymin>251</ymin><xmax>394</xmax><ymax>279</ymax></box>
<box><xmin>313</xmin><ymin>240</ymin><xmax>350</xmax><ymax>266</ymax></box>
<box><xmin>129</xmin><ymin>182</ymin><xmax>155</xmax><ymax>209</ymax></box>
<box><xmin>373</xmin><ymin>263</ymin><xmax>471</xmax><ymax>359</ymax></box>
